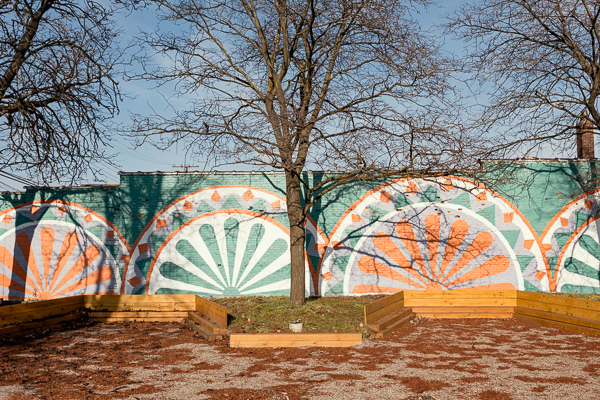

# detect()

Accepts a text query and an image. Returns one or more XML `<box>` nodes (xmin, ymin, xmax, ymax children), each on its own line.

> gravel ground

<box><xmin>1</xmin><ymin>317</ymin><xmax>599</xmax><ymax>400</ymax></box>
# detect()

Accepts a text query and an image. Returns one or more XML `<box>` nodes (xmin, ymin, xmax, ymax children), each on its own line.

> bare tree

<box><xmin>132</xmin><ymin>0</ymin><xmax>480</xmax><ymax>305</ymax></box>
<box><xmin>450</xmin><ymin>0</ymin><xmax>600</xmax><ymax>156</ymax></box>
<box><xmin>0</xmin><ymin>0</ymin><xmax>123</xmax><ymax>184</ymax></box>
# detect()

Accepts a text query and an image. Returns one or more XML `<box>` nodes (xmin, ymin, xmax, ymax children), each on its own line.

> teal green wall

<box><xmin>1</xmin><ymin>160</ymin><xmax>600</xmax><ymax>299</ymax></box>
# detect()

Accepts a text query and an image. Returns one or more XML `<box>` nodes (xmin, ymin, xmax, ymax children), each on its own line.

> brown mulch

<box><xmin>1</xmin><ymin>318</ymin><xmax>599</xmax><ymax>399</ymax></box>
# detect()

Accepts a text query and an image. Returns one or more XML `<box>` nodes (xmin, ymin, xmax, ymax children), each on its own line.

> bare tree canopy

<box><xmin>0</xmin><ymin>0</ymin><xmax>122</xmax><ymax>184</ymax></box>
<box><xmin>450</xmin><ymin>0</ymin><xmax>600</xmax><ymax>155</ymax></box>
<box><xmin>132</xmin><ymin>0</ymin><xmax>474</xmax><ymax>304</ymax></box>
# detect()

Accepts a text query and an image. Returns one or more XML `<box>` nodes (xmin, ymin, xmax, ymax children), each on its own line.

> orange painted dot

<box><xmin>183</xmin><ymin>200</ymin><xmax>194</xmax><ymax>211</ymax></box>
<box><xmin>322</xmin><ymin>272</ymin><xmax>333</xmax><ymax>281</ymax></box>
<box><xmin>535</xmin><ymin>270</ymin><xmax>546</xmax><ymax>281</ymax></box>
<box><xmin>332</xmin><ymin>241</ymin><xmax>342</xmax><ymax>250</ymax></box>
<box><xmin>2</xmin><ymin>215</ymin><xmax>11</xmax><ymax>224</ymax></box>
<box><xmin>139</xmin><ymin>243</ymin><xmax>149</xmax><ymax>253</ymax></box>
<box><xmin>476</xmin><ymin>192</ymin><xmax>487</xmax><ymax>201</ymax></box>
<box><xmin>107</xmin><ymin>231</ymin><xmax>115</xmax><ymax>239</ymax></box>
<box><xmin>441</xmin><ymin>179</ymin><xmax>453</xmax><ymax>192</ymax></box>
<box><xmin>211</xmin><ymin>191</ymin><xmax>221</xmax><ymax>202</ymax></box>
<box><xmin>351</xmin><ymin>214</ymin><xmax>361</xmax><ymax>223</ymax></box>
<box><xmin>406</xmin><ymin>181</ymin><xmax>418</xmax><ymax>193</ymax></box>
<box><xmin>271</xmin><ymin>200</ymin><xmax>281</xmax><ymax>209</ymax></box>
<box><xmin>156</xmin><ymin>219</ymin><xmax>167</xmax><ymax>229</ymax></box>
<box><xmin>128</xmin><ymin>276</ymin><xmax>143</xmax><ymax>287</ymax></box>
<box><xmin>57</xmin><ymin>206</ymin><xmax>67</xmax><ymax>214</ymax></box>
<box><xmin>560</xmin><ymin>217</ymin><xmax>569</xmax><ymax>227</ymax></box>
<box><xmin>523</xmin><ymin>239</ymin><xmax>534</xmax><ymax>250</ymax></box>
<box><xmin>30</xmin><ymin>205</ymin><xmax>39</xmax><ymax>215</ymax></box>
<box><xmin>380</xmin><ymin>191</ymin><xmax>392</xmax><ymax>203</ymax></box>
<box><xmin>242</xmin><ymin>190</ymin><xmax>254</xmax><ymax>201</ymax></box>
<box><xmin>585</xmin><ymin>199</ymin><xmax>593</xmax><ymax>209</ymax></box>
<box><xmin>85</xmin><ymin>214</ymin><xmax>93</xmax><ymax>223</ymax></box>
<box><xmin>503</xmin><ymin>213</ymin><xmax>514</xmax><ymax>223</ymax></box>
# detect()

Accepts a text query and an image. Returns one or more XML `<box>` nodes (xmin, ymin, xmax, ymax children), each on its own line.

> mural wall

<box><xmin>1</xmin><ymin>160</ymin><xmax>600</xmax><ymax>299</ymax></box>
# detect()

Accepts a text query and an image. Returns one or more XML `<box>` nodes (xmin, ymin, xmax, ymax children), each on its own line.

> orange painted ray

<box><xmin>425</xmin><ymin>214</ymin><xmax>440</xmax><ymax>280</ymax></box>
<box><xmin>396</xmin><ymin>220</ymin><xmax>430</xmax><ymax>280</ymax></box>
<box><xmin>459</xmin><ymin>282</ymin><xmax>515</xmax><ymax>290</ymax></box>
<box><xmin>0</xmin><ymin>270</ymin><xmax>36</xmax><ymax>296</ymax></box>
<box><xmin>53</xmin><ymin>245</ymin><xmax>100</xmax><ymax>293</ymax></box>
<box><xmin>0</xmin><ymin>245</ymin><xmax>37</xmax><ymax>293</ymax></box>
<box><xmin>53</xmin><ymin>265</ymin><xmax>114</xmax><ymax>297</ymax></box>
<box><xmin>436</xmin><ymin>219</ymin><xmax>469</xmax><ymax>281</ymax></box>
<box><xmin>373</xmin><ymin>233</ymin><xmax>428</xmax><ymax>286</ymax></box>
<box><xmin>49</xmin><ymin>231</ymin><xmax>79</xmax><ymax>291</ymax></box>
<box><xmin>358</xmin><ymin>256</ymin><xmax>425</xmax><ymax>289</ymax></box>
<box><xmin>445</xmin><ymin>255</ymin><xmax>510</xmax><ymax>288</ymax></box>
<box><xmin>352</xmin><ymin>285</ymin><xmax>402</xmax><ymax>294</ymax></box>
<box><xmin>16</xmin><ymin>232</ymin><xmax>44</xmax><ymax>294</ymax></box>
<box><xmin>441</xmin><ymin>231</ymin><xmax>493</xmax><ymax>284</ymax></box>
<box><xmin>40</xmin><ymin>227</ymin><xmax>55</xmax><ymax>292</ymax></box>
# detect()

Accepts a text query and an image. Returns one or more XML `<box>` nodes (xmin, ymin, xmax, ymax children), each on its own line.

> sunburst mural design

<box><xmin>553</xmin><ymin>214</ymin><xmax>600</xmax><ymax>293</ymax></box>
<box><xmin>343</xmin><ymin>204</ymin><xmax>522</xmax><ymax>294</ymax></box>
<box><xmin>124</xmin><ymin>186</ymin><xmax>290</xmax><ymax>294</ymax></box>
<box><xmin>320</xmin><ymin>177</ymin><xmax>545</xmax><ymax>295</ymax></box>
<box><xmin>0</xmin><ymin>201</ymin><xmax>128</xmax><ymax>299</ymax></box>
<box><xmin>146</xmin><ymin>210</ymin><xmax>314</xmax><ymax>296</ymax></box>
<box><xmin>540</xmin><ymin>188</ymin><xmax>600</xmax><ymax>292</ymax></box>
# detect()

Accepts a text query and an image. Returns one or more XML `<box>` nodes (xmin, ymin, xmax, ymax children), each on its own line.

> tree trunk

<box><xmin>286</xmin><ymin>170</ymin><xmax>306</xmax><ymax>306</ymax></box>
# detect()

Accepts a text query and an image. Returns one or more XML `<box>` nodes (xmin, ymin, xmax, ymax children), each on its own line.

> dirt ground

<box><xmin>1</xmin><ymin>317</ymin><xmax>599</xmax><ymax>400</ymax></box>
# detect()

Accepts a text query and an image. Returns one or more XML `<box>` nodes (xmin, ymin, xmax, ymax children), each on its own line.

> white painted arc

<box><xmin>157</xmin><ymin>244</ymin><xmax>225</xmax><ymax>291</ymax></box>
<box><xmin>185</xmin><ymin>228</ymin><xmax>228</xmax><ymax>288</ymax></box>
<box><xmin>213</xmin><ymin>216</ymin><xmax>231</xmax><ymax>287</ymax></box>
<box><xmin>242</xmin><ymin>279</ymin><xmax>291</xmax><ymax>295</ymax></box>
<box><xmin>231</xmin><ymin>217</ymin><xmax>252</xmax><ymax>288</ymax></box>
<box><xmin>238</xmin><ymin>248</ymin><xmax>289</xmax><ymax>292</ymax></box>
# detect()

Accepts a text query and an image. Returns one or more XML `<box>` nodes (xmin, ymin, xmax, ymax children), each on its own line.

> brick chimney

<box><xmin>577</xmin><ymin>110</ymin><xmax>595</xmax><ymax>159</ymax></box>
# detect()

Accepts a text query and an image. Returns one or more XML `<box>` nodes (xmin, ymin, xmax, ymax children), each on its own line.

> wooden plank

<box><xmin>229</xmin><ymin>333</ymin><xmax>362</xmax><ymax>348</ymax></box>
<box><xmin>415</xmin><ymin>312</ymin><xmax>514</xmax><ymax>319</ymax></box>
<box><xmin>0</xmin><ymin>296</ymin><xmax>83</xmax><ymax>319</ymax></box>
<box><xmin>403</xmin><ymin>290</ymin><xmax>517</xmax><ymax>299</ymax></box>
<box><xmin>89</xmin><ymin>311</ymin><xmax>189</xmax><ymax>318</ymax></box>
<box><xmin>0</xmin><ymin>301</ymin><xmax>83</xmax><ymax>327</ymax></box>
<box><xmin>83</xmin><ymin>294</ymin><xmax>196</xmax><ymax>308</ymax></box>
<box><xmin>375</xmin><ymin>313</ymin><xmax>415</xmax><ymax>339</ymax></box>
<box><xmin>195</xmin><ymin>296</ymin><xmax>227</xmax><ymax>328</ymax></box>
<box><xmin>517</xmin><ymin>291</ymin><xmax>600</xmax><ymax>313</ymax></box>
<box><xmin>514</xmin><ymin>307</ymin><xmax>600</xmax><ymax>330</ymax></box>
<box><xmin>404</xmin><ymin>298</ymin><xmax>517</xmax><ymax>307</ymax></box>
<box><xmin>365</xmin><ymin>301</ymin><xmax>406</xmax><ymax>325</ymax></box>
<box><xmin>188</xmin><ymin>311</ymin><xmax>227</xmax><ymax>335</ymax></box>
<box><xmin>516</xmin><ymin>298</ymin><xmax>600</xmax><ymax>321</ymax></box>
<box><xmin>514</xmin><ymin>313</ymin><xmax>600</xmax><ymax>336</ymax></box>
<box><xmin>90</xmin><ymin>317</ymin><xmax>186</xmax><ymax>322</ymax></box>
<box><xmin>410</xmin><ymin>306</ymin><xmax>515</xmax><ymax>314</ymax></box>
<box><xmin>184</xmin><ymin>318</ymin><xmax>222</xmax><ymax>341</ymax></box>
<box><xmin>85</xmin><ymin>303</ymin><xmax>196</xmax><ymax>312</ymax></box>
<box><xmin>370</xmin><ymin>308</ymin><xmax>413</xmax><ymax>332</ymax></box>
<box><xmin>0</xmin><ymin>313</ymin><xmax>83</xmax><ymax>338</ymax></box>
<box><xmin>364</xmin><ymin>291</ymin><xmax>404</xmax><ymax>316</ymax></box>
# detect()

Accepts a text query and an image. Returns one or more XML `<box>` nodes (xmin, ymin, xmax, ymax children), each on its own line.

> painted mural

<box><xmin>1</xmin><ymin>161</ymin><xmax>600</xmax><ymax>299</ymax></box>
<box><xmin>123</xmin><ymin>186</ymin><xmax>327</xmax><ymax>296</ymax></box>
<box><xmin>319</xmin><ymin>177</ymin><xmax>546</xmax><ymax>295</ymax></box>
<box><xmin>0</xmin><ymin>201</ymin><xmax>130</xmax><ymax>299</ymax></box>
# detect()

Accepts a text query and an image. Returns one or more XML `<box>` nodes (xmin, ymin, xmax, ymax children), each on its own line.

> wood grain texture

<box><xmin>229</xmin><ymin>333</ymin><xmax>362</xmax><ymax>348</ymax></box>
<box><xmin>195</xmin><ymin>296</ymin><xmax>228</xmax><ymax>328</ymax></box>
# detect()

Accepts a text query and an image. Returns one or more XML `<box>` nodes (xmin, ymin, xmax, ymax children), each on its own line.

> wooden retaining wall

<box><xmin>364</xmin><ymin>290</ymin><xmax>600</xmax><ymax>338</ymax></box>
<box><xmin>229</xmin><ymin>333</ymin><xmax>363</xmax><ymax>348</ymax></box>
<box><xmin>404</xmin><ymin>290</ymin><xmax>516</xmax><ymax>318</ymax></box>
<box><xmin>0</xmin><ymin>296</ymin><xmax>85</xmax><ymax>338</ymax></box>
<box><xmin>514</xmin><ymin>291</ymin><xmax>600</xmax><ymax>335</ymax></box>
<box><xmin>84</xmin><ymin>294</ymin><xmax>196</xmax><ymax>322</ymax></box>
<box><xmin>0</xmin><ymin>294</ymin><xmax>228</xmax><ymax>340</ymax></box>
